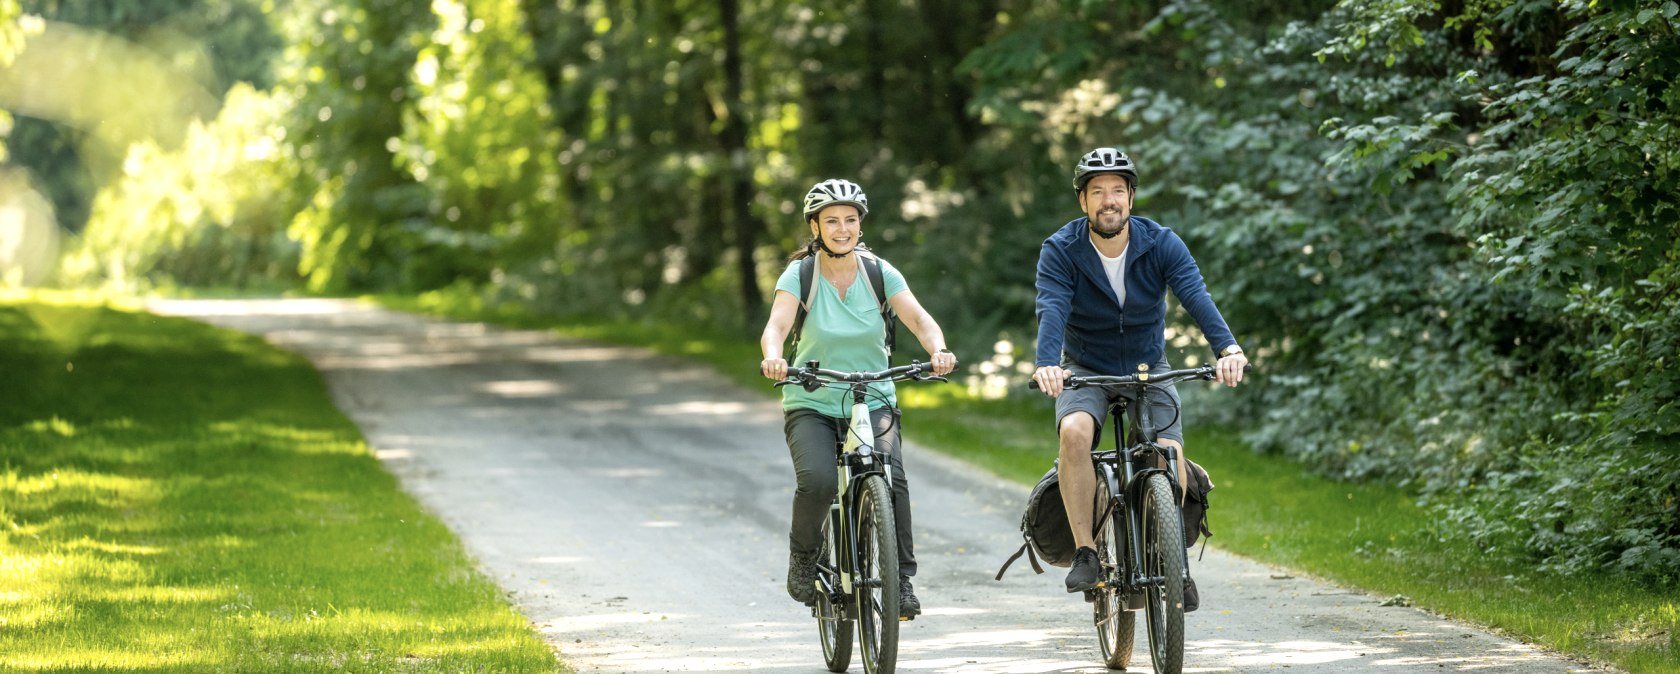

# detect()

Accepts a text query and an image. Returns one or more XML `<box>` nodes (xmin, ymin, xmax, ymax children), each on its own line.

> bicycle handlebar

<box><xmin>1026</xmin><ymin>363</ymin><xmax>1251</xmax><ymax>391</ymax></box>
<box><xmin>774</xmin><ymin>360</ymin><xmax>947</xmax><ymax>389</ymax></box>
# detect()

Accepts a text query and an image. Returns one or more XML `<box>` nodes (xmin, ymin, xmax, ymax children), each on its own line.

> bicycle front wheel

<box><xmin>855</xmin><ymin>474</ymin><xmax>901</xmax><ymax>674</ymax></box>
<box><xmin>1141</xmin><ymin>473</ymin><xmax>1186</xmax><ymax>674</ymax></box>
<box><xmin>815</xmin><ymin>515</ymin><xmax>853</xmax><ymax>672</ymax></box>
<box><xmin>1093</xmin><ymin>480</ymin><xmax>1135</xmax><ymax>670</ymax></box>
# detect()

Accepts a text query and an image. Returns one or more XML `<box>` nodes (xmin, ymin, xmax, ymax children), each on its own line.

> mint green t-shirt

<box><xmin>776</xmin><ymin>255</ymin><xmax>910</xmax><ymax>415</ymax></box>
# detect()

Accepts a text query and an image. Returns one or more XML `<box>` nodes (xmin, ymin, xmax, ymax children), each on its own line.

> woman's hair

<box><xmin>788</xmin><ymin>237</ymin><xmax>820</xmax><ymax>261</ymax></box>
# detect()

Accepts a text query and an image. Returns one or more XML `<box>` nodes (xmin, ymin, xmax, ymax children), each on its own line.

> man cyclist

<box><xmin>1029</xmin><ymin>147</ymin><xmax>1249</xmax><ymax>610</ymax></box>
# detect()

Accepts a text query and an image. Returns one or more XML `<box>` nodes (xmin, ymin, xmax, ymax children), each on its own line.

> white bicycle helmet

<box><xmin>802</xmin><ymin>178</ymin><xmax>869</xmax><ymax>219</ymax></box>
<box><xmin>1072</xmin><ymin>147</ymin><xmax>1138</xmax><ymax>191</ymax></box>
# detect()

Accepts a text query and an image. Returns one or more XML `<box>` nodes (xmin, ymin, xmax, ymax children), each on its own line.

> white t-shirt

<box><xmin>1093</xmin><ymin>239</ymin><xmax>1128</xmax><ymax>307</ymax></box>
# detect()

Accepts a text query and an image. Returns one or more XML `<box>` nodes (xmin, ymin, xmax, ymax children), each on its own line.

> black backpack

<box><xmin>995</xmin><ymin>462</ymin><xmax>1077</xmax><ymax>579</ymax></box>
<box><xmin>790</xmin><ymin>248</ymin><xmax>898</xmax><ymax>356</ymax></box>
<box><xmin>995</xmin><ymin>456</ymin><xmax>1215</xmax><ymax>580</ymax></box>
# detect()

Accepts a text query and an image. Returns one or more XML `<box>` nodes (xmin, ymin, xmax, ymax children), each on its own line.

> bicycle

<box><xmin>1030</xmin><ymin>363</ymin><xmax>1233</xmax><ymax>673</ymax></box>
<box><xmin>776</xmin><ymin>360</ymin><xmax>946</xmax><ymax>674</ymax></box>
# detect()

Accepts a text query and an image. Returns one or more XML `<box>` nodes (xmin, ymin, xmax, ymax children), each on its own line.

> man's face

<box><xmin>810</xmin><ymin>204</ymin><xmax>862</xmax><ymax>254</ymax></box>
<box><xmin>1079</xmin><ymin>174</ymin><xmax>1133</xmax><ymax>240</ymax></box>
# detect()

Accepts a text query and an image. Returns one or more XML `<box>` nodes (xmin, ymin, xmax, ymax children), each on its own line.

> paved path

<box><xmin>151</xmin><ymin>298</ymin><xmax>1600</xmax><ymax>673</ymax></box>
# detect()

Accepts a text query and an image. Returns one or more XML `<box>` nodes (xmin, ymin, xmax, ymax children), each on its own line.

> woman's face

<box><xmin>811</xmin><ymin>204</ymin><xmax>863</xmax><ymax>255</ymax></box>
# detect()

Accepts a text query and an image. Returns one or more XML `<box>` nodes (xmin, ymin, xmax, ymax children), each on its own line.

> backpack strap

<box><xmin>994</xmin><ymin>539</ymin><xmax>1046</xmax><ymax>580</ymax></box>
<box><xmin>790</xmin><ymin>255</ymin><xmax>818</xmax><ymax>351</ymax></box>
<box><xmin>856</xmin><ymin>249</ymin><xmax>896</xmax><ymax>356</ymax></box>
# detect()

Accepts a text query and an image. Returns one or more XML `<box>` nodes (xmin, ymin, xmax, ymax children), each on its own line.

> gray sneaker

<box><xmin>1065</xmin><ymin>547</ymin><xmax>1100</xmax><ymax>592</ymax></box>
<box><xmin>898</xmin><ymin>576</ymin><xmax>921</xmax><ymax>619</ymax></box>
<box><xmin>787</xmin><ymin>550</ymin><xmax>819</xmax><ymax>605</ymax></box>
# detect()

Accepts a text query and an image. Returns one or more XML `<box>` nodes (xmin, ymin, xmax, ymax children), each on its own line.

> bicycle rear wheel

<box><xmin>1093</xmin><ymin>479</ymin><xmax>1135</xmax><ymax>670</ymax></box>
<box><xmin>1141</xmin><ymin>473</ymin><xmax>1186</xmax><ymax>674</ymax></box>
<box><xmin>815</xmin><ymin>515</ymin><xmax>853</xmax><ymax>672</ymax></box>
<box><xmin>855</xmin><ymin>474</ymin><xmax>900</xmax><ymax>674</ymax></box>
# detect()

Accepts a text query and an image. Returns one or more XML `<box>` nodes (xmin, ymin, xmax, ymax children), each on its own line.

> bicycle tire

<box><xmin>816</xmin><ymin>515</ymin><xmax>853</xmax><ymax>672</ymax></box>
<box><xmin>855</xmin><ymin>474</ymin><xmax>900</xmax><ymax>674</ymax></box>
<box><xmin>1093</xmin><ymin>479</ymin><xmax>1136</xmax><ymax>670</ymax></box>
<box><xmin>1141</xmin><ymin>473</ymin><xmax>1186</xmax><ymax>674</ymax></box>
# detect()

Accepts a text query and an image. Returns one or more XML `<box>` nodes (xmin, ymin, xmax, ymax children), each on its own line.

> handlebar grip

<box><xmin>1027</xmin><ymin>377</ymin><xmax>1083</xmax><ymax>390</ymax></box>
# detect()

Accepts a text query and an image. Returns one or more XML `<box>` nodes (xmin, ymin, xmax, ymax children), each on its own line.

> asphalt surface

<box><xmin>150</xmin><ymin>298</ymin><xmax>1601</xmax><ymax>674</ymax></box>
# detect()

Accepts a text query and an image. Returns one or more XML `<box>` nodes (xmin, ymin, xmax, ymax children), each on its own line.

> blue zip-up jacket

<box><xmin>1035</xmin><ymin>215</ymin><xmax>1237</xmax><ymax>374</ymax></box>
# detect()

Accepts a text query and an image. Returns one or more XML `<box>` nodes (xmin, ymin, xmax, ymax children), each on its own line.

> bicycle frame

<box><xmin>826</xmin><ymin>384</ymin><xmax>889</xmax><ymax>604</ymax></box>
<box><xmin>1093</xmin><ymin>386</ymin><xmax>1185</xmax><ymax>603</ymax></box>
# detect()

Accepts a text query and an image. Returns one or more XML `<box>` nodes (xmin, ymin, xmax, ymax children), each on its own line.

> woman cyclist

<box><xmin>759</xmin><ymin>178</ymin><xmax>958</xmax><ymax>620</ymax></box>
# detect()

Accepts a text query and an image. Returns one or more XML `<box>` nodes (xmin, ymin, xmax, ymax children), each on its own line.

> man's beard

<box><xmin>1090</xmin><ymin>210</ymin><xmax>1127</xmax><ymax>239</ymax></box>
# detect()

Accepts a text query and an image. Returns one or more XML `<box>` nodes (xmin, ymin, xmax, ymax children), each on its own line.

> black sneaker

<box><xmin>1065</xmin><ymin>547</ymin><xmax>1101</xmax><ymax>592</ymax></box>
<box><xmin>898</xmin><ymin>576</ymin><xmax>921</xmax><ymax>619</ymax></box>
<box><xmin>787</xmin><ymin>550</ymin><xmax>819</xmax><ymax>606</ymax></box>
<box><xmin>1183</xmin><ymin>576</ymin><xmax>1199</xmax><ymax>613</ymax></box>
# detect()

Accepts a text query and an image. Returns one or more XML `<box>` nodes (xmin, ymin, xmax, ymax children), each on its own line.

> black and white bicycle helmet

<box><xmin>802</xmin><ymin>178</ymin><xmax>869</xmax><ymax>219</ymax></box>
<box><xmin>1072</xmin><ymin>147</ymin><xmax>1138</xmax><ymax>191</ymax></box>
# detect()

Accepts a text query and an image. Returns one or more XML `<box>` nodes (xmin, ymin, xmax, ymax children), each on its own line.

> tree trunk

<box><xmin>720</xmin><ymin>0</ymin><xmax>764</xmax><ymax>328</ymax></box>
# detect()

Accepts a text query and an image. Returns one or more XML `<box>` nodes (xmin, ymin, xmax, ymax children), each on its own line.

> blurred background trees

<box><xmin>2</xmin><ymin>0</ymin><xmax>1675</xmax><ymax>580</ymax></box>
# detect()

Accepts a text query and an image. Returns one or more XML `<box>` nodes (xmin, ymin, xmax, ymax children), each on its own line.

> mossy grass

<box><xmin>0</xmin><ymin>292</ymin><xmax>562</xmax><ymax>673</ymax></box>
<box><xmin>387</xmin><ymin>287</ymin><xmax>1677</xmax><ymax>674</ymax></box>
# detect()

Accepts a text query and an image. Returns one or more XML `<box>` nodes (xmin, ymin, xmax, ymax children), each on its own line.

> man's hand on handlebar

<box><xmin>1216</xmin><ymin>352</ymin><xmax>1249</xmax><ymax>387</ymax></box>
<box><xmin>1031</xmin><ymin>365</ymin><xmax>1072</xmax><ymax>398</ymax></box>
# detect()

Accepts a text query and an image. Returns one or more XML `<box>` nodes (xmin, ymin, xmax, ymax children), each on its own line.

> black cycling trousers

<box><xmin>784</xmin><ymin>407</ymin><xmax>917</xmax><ymax>577</ymax></box>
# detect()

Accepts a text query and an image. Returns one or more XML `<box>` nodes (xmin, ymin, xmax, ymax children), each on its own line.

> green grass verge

<box><xmin>387</xmin><ymin>288</ymin><xmax>1677</xmax><ymax>674</ymax></box>
<box><xmin>0</xmin><ymin>294</ymin><xmax>563</xmax><ymax>673</ymax></box>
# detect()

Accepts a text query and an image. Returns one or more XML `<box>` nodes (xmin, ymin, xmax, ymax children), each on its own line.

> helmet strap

<box><xmin>817</xmin><ymin>237</ymin><xmax>851</xmax><ymax>258</ymax></box>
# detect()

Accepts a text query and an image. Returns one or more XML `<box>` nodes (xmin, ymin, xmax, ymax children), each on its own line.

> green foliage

<box><xmin>397</xmin><ymin>0</ymin><xmax>561</xmax><ymax>290</ymax></box>
<box><xmin>272</xmin><ymin>0</ymin><xmax>436</xmax><ymax>293</ymax></box>
<box><xmin>0</xmin><ymin>295</ymin><xmax>560</xmax><ymax>672</ymax></box>
<box><xmin>59</xmin><ymin>83</ymin><xmax>302</xmax><ymax>291</ymax></box>
<box><xmin>1436</xmin><ymin>1</ymin><xmax>1680</xmax><ymax>578</ymax></box>
<box><xmin>2</xmin><ymin>1</ymin><xmax>282</xmax><ymax>234</ymax></box>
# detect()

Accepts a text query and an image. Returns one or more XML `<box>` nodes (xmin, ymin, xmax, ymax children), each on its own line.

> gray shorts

<box><xmin>1055</xmin><ymin>360</ymin><xmax>1184</xmax><ymax>449</ymax></box>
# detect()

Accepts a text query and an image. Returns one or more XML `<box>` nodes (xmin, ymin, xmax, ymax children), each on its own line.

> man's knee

<box><xmin>1058</xmin><ymin>412</ymin><xmax>1096</xmax><ymax>452</ymax></box>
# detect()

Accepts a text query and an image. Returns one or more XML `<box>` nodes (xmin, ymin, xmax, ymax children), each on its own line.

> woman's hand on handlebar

<box><xmin>761</xmin><ymin>356</ymin><xmax>788</xmax><ymax>381</ymax></box>
<box><xmin>929</xmin><ymin>349</ymin><xmax>957</xmax><ymax>376</ymax></box>
<box><xmin>1031</xmin><ymin>365</ymin><xmax>1071</xmax><ymax>398</ymax></box>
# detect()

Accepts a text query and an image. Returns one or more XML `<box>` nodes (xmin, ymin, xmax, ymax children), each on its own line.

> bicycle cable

<box><xmin>807</xmin><ymin>379</ymin><xmax>908</xmax><ymax>447</ymax></box>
